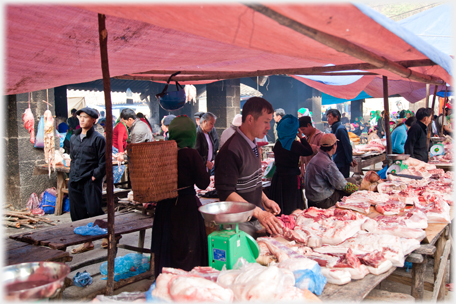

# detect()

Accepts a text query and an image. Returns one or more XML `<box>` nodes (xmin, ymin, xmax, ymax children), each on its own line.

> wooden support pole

<box><xmin>245</xmin><ymin>4</ymin><xmax>445</xmax><ymax>85</ymax></box>
<box><xmin>427</xmin><ymin>85</ymin><xmax>439</xmax><ymax>147</ymax></box>
<box><xmin>441</xmin><ymin>85</ymin><xmax>448</xmax><ymax>136</ymax></box>
<box><xmin>98</xmin><ymin>13</ymin><xmax>116</xmax><ymax>296</ymax></box>
<box><xmin>130</xmin><ymin>59</ymin><xmax>434</xmax><ymax>76</ymax></box>
<box><xmin>382</xmin><ymin>76</ymin><xmax>392</xmax><ymax>155</ymax></box>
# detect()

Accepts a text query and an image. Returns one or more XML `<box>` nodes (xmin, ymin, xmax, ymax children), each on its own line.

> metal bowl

<box><xmin>3</xmin><ymin>261</ymin><xmax>70</xmax><ymax>301</ymax></box>
<box><xmin>198</xmin><ymin>201</ymin><xmax>256</xmax><ymax>224</ymax></box>
<box><xmin>387</xmin><ymin>154</ymin><xmax>410</xmax><ymax>161</ymax></box>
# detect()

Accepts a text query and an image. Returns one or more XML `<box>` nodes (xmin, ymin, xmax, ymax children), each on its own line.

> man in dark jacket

<box><xmin>195</xmin><ymin>112</ymin><xmax>218</xmax><ymax>173</ymax></box>
<box><xmin>404</xmin><ymin>107</ymin><xmax>433</xmax><ymax>162</ymax></box>
<box><xmin>68</xmin><ymin>107</ymin><xmax>106</xmax><ymax>254</ymax></box>
<box><xmin>326</xmin><ymin>109</ymin><xmax>357</xmax><ymax>178</ymax></box>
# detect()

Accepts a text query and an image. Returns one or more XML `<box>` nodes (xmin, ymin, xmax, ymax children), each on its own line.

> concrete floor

<box><xmin>3</xmin><ymin>207</ymin><xmax>453</xmax><ymax>302</ymax></box>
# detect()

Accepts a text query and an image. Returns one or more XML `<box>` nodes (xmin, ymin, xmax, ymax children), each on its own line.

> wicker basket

<box><xmin>126</xmin><ymin>141</ymin><xmax>178</xmax><ymax>203</ymax></box>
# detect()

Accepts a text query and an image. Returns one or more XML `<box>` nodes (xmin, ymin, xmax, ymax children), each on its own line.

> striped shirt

<box><xmin>215</xmin><ymin>127</ymin><xmax>263</xmax><ymax>208</ymax></box>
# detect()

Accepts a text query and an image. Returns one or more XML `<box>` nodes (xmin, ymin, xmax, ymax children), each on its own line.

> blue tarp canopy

<box><xmin>322</xmin><ymin>91</ymin><xmax>372</xmax><ymax>105</ymax></box>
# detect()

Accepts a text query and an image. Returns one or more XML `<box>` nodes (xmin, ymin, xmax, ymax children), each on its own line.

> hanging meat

<box><xmin>184</xmin><ymin>84</ymin><xmax>197</xmax><ymax>104</ymax></box>
<box><xmin>43</xmin><ymin>109</ymin><xmax>55</xmax><ymax>177</ymax></box>
<box><xmin>22</xmin><ymin>107</ymin><xmax>35</xmax><ymax>144</ymax></box>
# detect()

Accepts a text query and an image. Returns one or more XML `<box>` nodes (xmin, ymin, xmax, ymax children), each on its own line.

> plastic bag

<box><xmin>74</xmin><ymin>222</ymin><xmax>108</xmax><ymax>236</ymax></box>
<box><xmin>72</xmin><ymin>270</ymin><xmax>93</xmax><ymax>287</ymax></box>
<box><xmin>100</xmin><ymin>253</ymin><xmax>150</xmax><ymax>282</ymax></box>
<box><xmin>26</xmin><ymin>192</ymin><xmax>40</xmax><ymax>211</ymax></box>
<box><xmin>62</xmin><ymin>195</ymin><xmax>70</xmax><ymax>213</ymax></box>
<box><xmin>39</xmin><ymin>190</ymin><xmax>57</xmax><ymax>214</ymax></box>
<box><xmin>34</xmin><ymin>115</ymin><xmax>45</xmax><ymax>148</ymax></box>
<box><xmin>277</xmin><ymin>257</ymin><xmax>327</xmax><ymax>295</ymax></box>
<box><xmin>217</xmin><ymin>257</ymin><xmax>295</xmax><ymax>302</ymax></box>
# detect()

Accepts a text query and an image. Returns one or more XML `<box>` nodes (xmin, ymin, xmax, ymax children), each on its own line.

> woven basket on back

<box><xmin>126</xmin><ymin>140</ymin><xmax>178</xmax><ymax>203</ymax></box>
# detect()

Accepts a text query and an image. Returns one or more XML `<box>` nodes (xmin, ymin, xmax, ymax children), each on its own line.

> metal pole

<box><xmin>427</xmin><ymin>85</ymin><xmax>438</xmax><ymax>146</ymax></box>
<box><xmin>98</xmin><ymin>13</ymin><xmax>116</xmax><ymax>296</ymax></box>
<box><xmin>382</xmin><ymin>76</ymin><xmax>392</xmax><ymax>155</ymax></box>
<box><xmin>441</xmin><ymin>85</ymin><xmax>448</xmax><ymax>136</ymax></box>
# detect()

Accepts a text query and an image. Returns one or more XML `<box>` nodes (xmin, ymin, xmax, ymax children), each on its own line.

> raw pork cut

<box><xmin>169</xmin><ymin>275</ymin><xmax>233</xmax><ymax>302</ymax></box>
<box><xmin>320</xmin><ymin>268</ymin><xmax>351</xmax><ymax>285</ymax></box>
<box><xmin>374</xmin><ymin>209</ymin><xmax>428</xmax><ymax>229</ymax></box>
<box><xmin>374</xmin><ymin>200</ymin><xmax>405</xmax><ymax>215</ymax></box>
<box><xmin>341</xmin><ymin>191</ymin><xmax>390</xmax><ymax>205</ymax></box>
<box><xmin>43</xmin><ymin>110</ymin><xmax>55</xmax><ymax>177</ymax></box>
<box><xmin>362</xmin><ymin>218</ymin><xmax>426</xmax><ymax>241</ymax></box>
<box><xmin>377</xmin><ymin>182</ymin><xmax>407</xmax><ymax>194</ymax></box>
<box><xmin>22</xmin><ymin>107</ymin><xmax>35</xmax><ymax>144</ymax></box>
<box><xmin>336</xmin><ymin>200</ymin><xmax>371</xmax><ymax>214</ymax></box>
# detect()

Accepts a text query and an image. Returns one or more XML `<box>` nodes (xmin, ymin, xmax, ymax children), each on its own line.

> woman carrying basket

<box><xmin>151</xmin><ymin>115</ymin><xmax>210</xmax><ymax>277</ymax></box>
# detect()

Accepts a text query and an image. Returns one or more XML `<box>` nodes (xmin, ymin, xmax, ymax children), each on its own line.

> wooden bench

<box><xmin>5</xmin><ymin>238</ymin><xmax>72</xmax><ymax>266</ymax></box>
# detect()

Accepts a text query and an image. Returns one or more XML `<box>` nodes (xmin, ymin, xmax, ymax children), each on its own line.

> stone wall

<box><xmin>6</xmin><ymin>90</ymin><xmax>58</xmax><ymax>209</ymax></box>
<box><xmin>206</xmin><ymin>79</ymin><xmax>241</xmax><ymax>139</ymax></box>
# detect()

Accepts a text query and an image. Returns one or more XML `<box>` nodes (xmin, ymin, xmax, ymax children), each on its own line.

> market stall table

<box><xmin>9</xmin><ymin>211</ymin><xmax>153</xmax><ymax>277</ymax></box>
<box><xmin>33</xmin><ymin>163</ymin><xmax>130</xmax><ymax>215</ymax></box>
<box><xmin>366</xmin><ymin>206</ymin><xmax>453</xmax><ymax>300</ymax></box>
<box><xmin>5</xmin><ymin>238</ymin><xmax>72</xmax><ymax>266</ymax></box>
<box><xmin>351</xmin><ymin>152</ymin><xmax>386</xmax><ymax>180</ymax></box>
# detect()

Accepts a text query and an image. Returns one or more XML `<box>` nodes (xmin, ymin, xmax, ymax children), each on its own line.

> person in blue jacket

<box><xmin>326</xmin><ymin>109</ymin><xmax>357</xmax><ymax>178</ymax></box>
<box><xmin>391</xmin><ymin>116</ymin><xmax>416</xmax><ymax>154</ymax></box>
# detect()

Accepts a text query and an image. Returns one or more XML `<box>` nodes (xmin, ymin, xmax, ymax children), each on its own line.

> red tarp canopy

<box><xmin>6</xmin><ymin>3</ymin><xmax>453</xmax><ymax>95</ymax></box>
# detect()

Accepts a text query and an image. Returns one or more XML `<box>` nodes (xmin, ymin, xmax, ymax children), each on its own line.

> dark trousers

<box><xmin>68</xmin><ymin>178</ymin><xmax>104</xmax><ymax>221</ymax></box>
<box><xmin>307</xmin><ymin>189</ymin><xmax>348</xmax><ymax>209</ymax></box>
<box><xmin>338</xmin><ymin>165</ymin><xmax>350</xmax><ymax>178</ymax></box>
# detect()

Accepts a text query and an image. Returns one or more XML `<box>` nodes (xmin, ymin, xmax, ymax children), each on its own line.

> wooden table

<box><xmin>5</xmin><ymin>238</ymin><xmax>73</xmax><ymax>266</ymax></box>
<box><xmin>366</xmin><ymin>206</ymin><xmax>453</xmax><ymax>301</ymax></box>
<box><xmin>319</xmin><ymin>267</ymin><xmax>397</xmax><ymax>301</ymax></box>
<box><xmin>351</xmin><ymin>152</ymin><xmax>386</xmax><ymax>179</ymax></box>
<box><xmin>9</xmin><ymin>211</ymin><xmax>155</xmax><ymax>290</ymax></box>
<box><xmin>34</xmin><ymin>163</ymin><xmax>129</xmax><ymax>216</ymax></box>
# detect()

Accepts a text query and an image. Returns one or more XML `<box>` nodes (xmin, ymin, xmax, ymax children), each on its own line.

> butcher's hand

<box><xmin>256</xmin><ymin>209</ymin><xmax>283</xmax><ymax>236</ymax></box>
<box><xmin>92</xmin><ymin>176</ymin><xmax>96</xmax><ymax>181</ymax></box>
<box><xmin>206</xmin><ymin>161</ymin><xmax>214</xmax><ymax>170</ymax></box>
<box><xmin>263</xmin><ymin>198</ymin><xmax>280</xmax><ymax>215</ymax></box>
<box><xmin>351</xmin><ymin>159</ymin><xmax>358</xmax><ymax>167</ymax></box>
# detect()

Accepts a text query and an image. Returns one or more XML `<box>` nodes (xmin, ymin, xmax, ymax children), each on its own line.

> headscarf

<box><xmin>297</xmin><ymin>108</ymin><xmax>314</xmax><ymax>126</ymax></box>
<box><xmin>375</xmin><ymin>110</ymin><xmax>381</xmax><ymax>121</ymax></box>
<box><xmin>168</xmin><ymin>115</ymin><xmax>197</xmax><ymax>149</ymax></box>
<box><xmin>370</xmin><ymin>110</ymin><xmax>375</xmax><ymax>118</ymax></box>
<box><xmin>277</xmin><ymin>114</ymin><xmax>299</xmax><ymax>151</ymax></box>
<box><xmin>297</xmin><ymin>108</ymin><xmax>310</xmax><ymax>116</ymax></box>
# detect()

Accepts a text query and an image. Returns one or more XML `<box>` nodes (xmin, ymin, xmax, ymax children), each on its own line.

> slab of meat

<box><xmin>336</xmin><ymin>200</ymin><xmax>371</xmax><ymax>214</ymax></box>
<box><xmin>374</xmin><ymin>209</ymin><xmax>428</xmax><ymax>229</ymax></box>
<box><xmin>377</xmin><ymin>182</ymin><xmax>407</xmax><ymax>194</ymax></box>
<box><xmin>169</xmin><ymin>275</ymin><xmax>233</xmax><ymax>302</ymax></box>
<box><xmin>342</xmin><ymin>191</ymin><xmax>390</xmax><ymax>205</ymax></box>
<box><xmin>362</xmin><ymin>218</ymin><xmax>426</xmax><ymax>241</ymax></box>
<box><xmin>22</xmin><ymin>107</ymin><xmax>35</xmax><ymax>144</ymax></box>
<box><xmin>43</xmin><ymin>110</ymin><xmax>55</xmax><ymax>177</ymax></box>
<box><xmin>388</xmin><ymin>191</ymin><xmax>419</xmax><ymax>206</ymax></box>
<box><xmin>375</xmin><ymin>199</ymin><xmax>406</xmax><ymax>215</ymax></box>
<box><xmin>320</xmin><ymin>268</ymin><xmax>351</xmax><ymax>285</ymax></box>
<box><xmin>359</xmin><ymin>250</ymin><xmax>393</xmax><ymax>275</ymax></box>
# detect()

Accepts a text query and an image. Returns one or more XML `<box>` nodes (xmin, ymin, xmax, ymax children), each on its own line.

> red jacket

<box><xmin>113</xmin><ymin>122</ymin><xmax>128</xmax><ymax>152</ymax></box>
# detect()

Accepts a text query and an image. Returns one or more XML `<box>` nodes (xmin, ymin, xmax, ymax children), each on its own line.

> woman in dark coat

<box><xmin>269</xmin><ymin>114</ymin><xmax>313</xmax><ymax>215</ymax></box>
<box><xmin>151</xmin><ymin>115</ymin><xmax>210</xmax><ymax>277</ymax></box>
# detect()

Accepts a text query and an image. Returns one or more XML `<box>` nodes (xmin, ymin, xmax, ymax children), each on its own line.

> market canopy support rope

<box><xmin>245</xmin><ymin>4</ymin><xmax>445</xmax><ymax>85</ymax></box>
